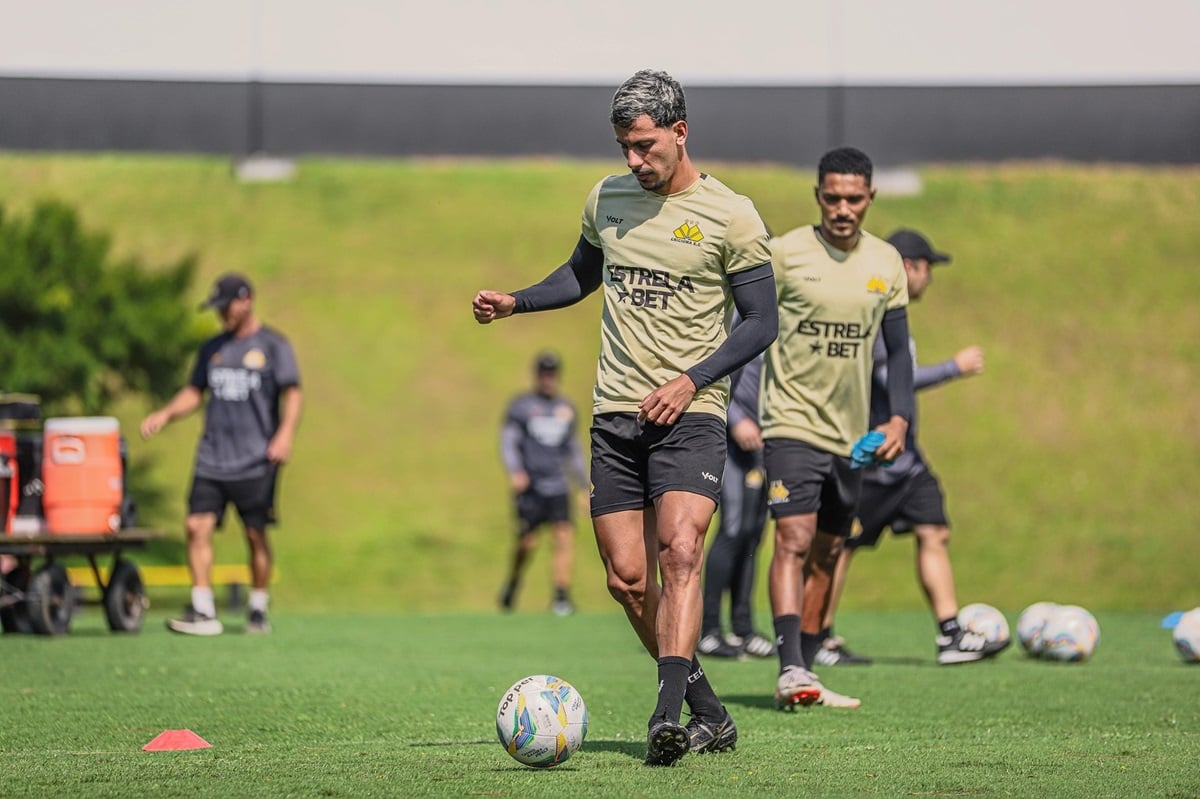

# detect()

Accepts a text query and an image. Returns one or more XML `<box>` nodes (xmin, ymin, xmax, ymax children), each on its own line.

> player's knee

<box><xmin>605</xmin><ymin>570</ymin><xmax>646</xmax><ymax>608</ymax></box>
<box><xmin>916</xmin><ymin>525</ymin><xmax>950</xmax><ymax>549</ymax></box>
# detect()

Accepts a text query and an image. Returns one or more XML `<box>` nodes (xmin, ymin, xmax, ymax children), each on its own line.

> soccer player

<box><xmin>498</xmin><ymin>351</ymin><xmax>588</xmax><ymax>616</ymax></box>
<box><xmin>817</xmin><ymin>229</ymin><xmax>1009</xmax><ymax>666</ymax></box>
<box><xmin>761</xmin><ymin>147</ymin><xmax>914</xmax><ymax>710</ymax></box>
<box><xmin>141</xmin><ymin>273</ymin><xmax>302</xmax><ymax>636</ymax></box>
<box><xmin>472</xmin><ymin>69</ymin><xmax>777</xmax><ymax>766</ymax></box>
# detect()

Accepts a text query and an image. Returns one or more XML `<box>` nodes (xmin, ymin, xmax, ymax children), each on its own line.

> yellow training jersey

<box><xmin>580</xmin><ymin>172</ymin><xmax>771</xmax><ymax>419</ymax></box>
<box><xmin>761</xmin><ymin>226</ymin><xmax>907</xmax><ymax>455</ymax></box>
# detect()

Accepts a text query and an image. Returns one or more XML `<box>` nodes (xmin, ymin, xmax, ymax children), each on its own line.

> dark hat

<box><xmin>200</xmin><ymin>273</ymin><xmax>254</xmax><ymax>310</ymax></box>
<box><xmin>534</xmin><ymin>351</ymin><xmax>562</xmax><ymax>372</ymax></box>
<box><xmin>887</xmin><ymin>229</ymin><xmax>951</xmax><ymax>265</ymax></box>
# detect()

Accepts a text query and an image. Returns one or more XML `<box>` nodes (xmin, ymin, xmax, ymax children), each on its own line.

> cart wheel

<box><xmin>104</xmin><ymin>558</ymin><xmax>146</xmax><ymax>633</ymax></box>
<box><xmin>26</xmin><ymin>563</ymin><xmax>75</xmax><ymax>636</ymax></box>
<box><xmin>1</xmin><ymin>565</ymin><xmax>35</xmax><ymax>635</ymax></box>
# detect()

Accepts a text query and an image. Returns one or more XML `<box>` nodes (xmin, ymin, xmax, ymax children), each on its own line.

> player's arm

<box><xmin>639</xmin><ymin>264</ymin><xmax>778</xmax><ymax>426</ymax></box>
<box><xmin>873</xmin><ymin>307</ymin><xmax>915</xmax><ymax>462</ymax></box>
<box><xmin>267</xmin><ymin>385</ymin><xmax>303</xmax><ymax>464</ymax></box>
<box><xmin>139</xmin><ymin>385</ymin><xmax>204</xmax><ymax>438</ymax></box>
<box><xmin>727</xmin><ymin>352</ymin><xmax>764</xmax><ymax>451</ymax></box>
<box><xmin>472</xmin><ymin>236</ymin><xmax>604</xmax><ymax>324</ymax></box>
<box><xmin>500</xmin><ymin>411</ymin><xmax>529</xmax><ymax>494</ymax></box>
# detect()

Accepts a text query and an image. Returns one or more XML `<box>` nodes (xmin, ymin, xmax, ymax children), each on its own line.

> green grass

<box><xmin>1</xmin><ymin>609</ymin><xmax>1197</xmax><ymax>798</ymax></box>
<box><xmin>0</xmin><ymin>154</ymin><xmax>1197</xmax><ymax>614</ymax></box>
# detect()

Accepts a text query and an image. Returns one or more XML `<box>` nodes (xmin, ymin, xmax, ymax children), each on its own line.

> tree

<box><xmin>0</xmin><ymin>199</ymin><xmax>203</xmax><ymax>414</ymax></box>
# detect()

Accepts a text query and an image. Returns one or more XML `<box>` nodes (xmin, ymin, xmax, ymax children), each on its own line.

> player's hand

<box><xmin>510</xmin><ymin>471</ymin><xmax>531</xmax><ymax>494</ymax></box>
<box><xmin>637</xmin><ymin>374</ymin><xmax>697</xmax><ymax>426</ymax></box>
<box><xmin>139</xmin><ymin>410</ymin><xmax>170</xmax><ymax>439</ymax></box>
<box><xmin>730</xmin><ymin>418</ymin><xmax>763</xmax><ymax>451</ymax></box>
<box><xmin>873</xmin><ymin>415</ymin><xmax>909</xmax><ymax>463</ymax></box>
<box><xmin>954</xmin><ymin>346</ymin><xmax>984</xmax><ymax>377</ymax></box>
<box><xmin>472</xmin><ymin>290</ymin><xmax>516</xmax><ymax>324</ymax></box>
<box><xmin>266</xmin><ymin>431</ymin><xmax>294</xmax><ymax>464</ymax></box>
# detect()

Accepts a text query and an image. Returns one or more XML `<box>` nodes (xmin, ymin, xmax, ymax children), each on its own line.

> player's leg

<box><xmin>500</xmin><ymin>491</ymin><xmax>539</xmax><ymax>611</ymax></box>
<box><xmin>914</xmin><ymin>523</ymin><xmax>957</xmax><ymax>622</ymax></box>
<box><xmin>813</xmin><ymin>544</ymin><xmax>872</xmax><ymax>665</ymax></box>
<box><xmin>236</xmin><ymin>469</ymin><xmax>279</xmax><ymax>634</ymax></box>
<box><xmin>549</xmin><ymin>515</ymin><xmax>575</xmax><ymax>615</ymax></box>
<box><xmin>727</xmin><ymin>452</ymin><xmax>773</xmax><ymax>655</ymax></box>
<box><xmin>595</xmin><ymin>508</ymin><xmax>659</xmax><ymax>654</ymax></box>
<box><xmin>699</xmin><ymin>446</ymin><xmax>745</xmax><ymax>658</ymax></box>
<box><xmin>168</xmin><ymin>475</ymin><xmax>224</xmax><ymax>635</ymax></box>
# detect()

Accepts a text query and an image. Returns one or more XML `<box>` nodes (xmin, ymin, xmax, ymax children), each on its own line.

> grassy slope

<box><xmin>0</xmin><ymin>154</ymin><xmax>1196</xmax><ymax>613</ymax></box>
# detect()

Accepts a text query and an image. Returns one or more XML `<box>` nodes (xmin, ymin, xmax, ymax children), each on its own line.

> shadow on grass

<box><xmin>408</xmin><ymin>737</ymin><xmax>644</xmax><ymax>762</ymax></box>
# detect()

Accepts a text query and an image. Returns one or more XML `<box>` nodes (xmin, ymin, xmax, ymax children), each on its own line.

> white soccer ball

<box><xmin>1171</xmin><ymin>607</ymin><xmax>1200</xmax><ymax>663</ymax></box>
<box><xmin>1016</xmin><ymin>601</ymin><xmax>1060</xmax><ymax>656</ymax></box>
<box><xmin>958</xmin><ymin>602</ymin><xmax>1010</xmax><ymax>645</ymax></box>
<box><xmin>1040</xmin><ymin>605</ymin><xmax>1100</xmax><ymax>662</ymax></box>
<box><xmin>496</xmin><ymin>674</ymin><xmax>588</xmax><ymax>768</ymax></box>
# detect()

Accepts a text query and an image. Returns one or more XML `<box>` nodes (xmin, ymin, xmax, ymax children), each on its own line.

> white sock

<box><xmin>248</xmin><ymin>589</ymin><xmax>269</xmax><ymax>614</ymax></box>
<box><xmin>191</xmin><ymin>587</ymin><xmax>216</xmax><ymax>618</ymax></box>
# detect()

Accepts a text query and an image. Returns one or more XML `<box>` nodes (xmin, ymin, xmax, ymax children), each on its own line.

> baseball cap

<box><xmin>887</xmin><ymin>229</ymin><xmax>951</xmax><ymax>265</ymax></box>
<box><xmin>200</xmin><ymin>273</ymin><xmax>254</xmax><ymax>310</ymax></box>
<box><xmin>535</xmin><ymin>351</ymin><xmax>562</xmax><ymax>372</ymax></box>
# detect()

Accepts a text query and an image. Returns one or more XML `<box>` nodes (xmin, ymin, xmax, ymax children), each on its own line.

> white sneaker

<box><xmin>166</xmin><ymin>605</ymin><xmax>223</xmax><ymax>636</ymax></box>
<box><xmin>774</xmin><ymin>665</ymin><xmax>861</xmax><ymax>710</ymax></box>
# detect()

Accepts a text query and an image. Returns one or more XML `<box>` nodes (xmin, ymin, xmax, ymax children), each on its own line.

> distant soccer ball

<box><xmin>958</xmin><ymin>603</ymin><xmax>1010</xmax><ymax>646</ymax></box>
<box><xmin>496</xmin><ymin>674</ymin><xmax>588</xmax><ymax>768</ymax></box>
<box><xmin>1040</xmin><ymin>605</ymin><xmax>1100</xmax><ymax>662</ymax></box>
<box><xmin>1016</xmin><ymin>602</ymin><xmax>1060</xmax><ymax>656</ymax></box>
<box><xmin>1171</xmin><ymin>608</ymin><xmax>1200</xmax><ymax>663</ymax></box>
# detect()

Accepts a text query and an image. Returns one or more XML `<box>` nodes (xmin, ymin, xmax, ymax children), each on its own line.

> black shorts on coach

<box><xmin>515</xmin><ymin>490</ymin><xmax>571</xmax><ymax>534</ymax></box>
<box><xmin>188</xmin><ymin>468</ymin><xmax>279</xmax><ymax>530</ymax></box>
<box><xmin>850</xmin><ymin>468</ymin><xmax>949</xmax><ymax>549</ymax></box>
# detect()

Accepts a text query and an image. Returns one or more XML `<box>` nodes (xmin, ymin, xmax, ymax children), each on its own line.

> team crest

<box><xmin>672</xmin><ymin>220</ymin><xmax>704</xmax><ymax>243</ymax></box>
<box><xmin>767</xmin><ymin>480</ymin><xmax>790</xmax><ymax>505</ymax></box>
<box><xmin>745</xmin><ymin>467</ymin><xmax>765</xmax><ymax>490</ymax></box>
<box><xmin>243</xmin><ymin>349</ymin><xmax>267</xmax><ymax>369</ymax></box>
<box><xmin>866</xmin><ymin>275</ymin><xmax>888</xmax><ymax>295</ymax></box>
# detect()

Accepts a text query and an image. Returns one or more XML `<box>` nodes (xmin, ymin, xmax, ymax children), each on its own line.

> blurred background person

<box><xmin>699</xmin><ymin>351</ymin><xmax>775</xmax><ymax>659</ymax></box>
<box><xmin>818</xmin><ymin>229</ymin><xmax>1007</xmax><ymax>666</ymax></box>
<box><xmin>497</xmin><ymin>351</ymin><xmax>588</xmax><ymax>616</ymax></box>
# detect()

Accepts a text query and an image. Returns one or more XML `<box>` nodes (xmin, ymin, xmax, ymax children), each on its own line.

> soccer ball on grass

<box><xmin>1040</xmin><ymin>605</ymin><xmax>1100</xmax><ymax>662</ymax></box>
<box><xmin>496</xmin><ymin>674</ymin><xmax>588</xmax><ymax>768</ymax></box>
<box><xmin>958</xmin><ymin>602</ymin><xmax>1010</xmax><ymax>646</ymax></box>
<box><xmin>1016</xmin><ymin>601</ymin><xmax>1060</xmax><ymax>656</ymax></box>
<box><xmin>1172</xmin><ymin>607</ymin><xmax>1200</xmax><ymax>663</ymax></box>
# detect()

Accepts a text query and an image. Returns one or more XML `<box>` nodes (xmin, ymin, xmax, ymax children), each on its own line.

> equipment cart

<box><xmin>0</xmin><ymin>530</ymin><xmax>155</xmax><ymax>635</ymax></box>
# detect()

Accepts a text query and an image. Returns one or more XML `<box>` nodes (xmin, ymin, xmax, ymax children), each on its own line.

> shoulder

<box><xmin>770</xmin><ymin>225</ymin><xmax>819</xmax><ymax>258</ymax></box>
<box><xmin>199</xmin><ymin>332</ymin><xmax>232</xmax><ymax>356</ymax></box>
<box><xmin>860</xmin><ymin>232</ymin><xmax>904</xmax><ymax>267</ymax></box>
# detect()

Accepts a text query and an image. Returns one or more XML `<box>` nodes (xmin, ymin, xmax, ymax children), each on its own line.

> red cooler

<box><xmin>0</xmin><ymin>430</ymin><xmax>16</xmax><ymax>533</ymax></box>
<box><xmin>42</xmin><ymin>417</ymin><xmax>123</xmax><ymax>534</ymax></box>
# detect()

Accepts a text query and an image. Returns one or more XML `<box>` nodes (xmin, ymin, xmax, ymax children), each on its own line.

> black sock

<box><xmin>820</xmin><ymin>625</ymin><xmax>833</xmax><ymax>640</ymax></box>
<box><xmin>554</xmin><ymin>586</ymin><xmax>569</xmax><ymax>602</ymax></box>
<box><xmin>683</xmin><ymin>657</ymin><xmax>723</xmax><ymax>721</ymax></box>
<box><xmin>773</xmin><ymin>615</ymin><xmax>804</xmax><ymax>670</ymax></box>
<box><xmin>939</xmin><ymin>616</ymin><xmax>961</xmax><ymax>637</ymax></box>
<box><xmin>651</xmin><ymin>656</ymin><xmax>692</xmax><ymax>725</ymax></box>
<box><xmin>800</xmin><ymin>631</ymin><xmax>824</xmax><ymax>669</ymax></box>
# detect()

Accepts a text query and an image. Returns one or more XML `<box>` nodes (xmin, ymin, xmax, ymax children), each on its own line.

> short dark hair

<box><xmin>610</xmin><ymin>69</ymin><xmax>687</xmax><ymax>129</ymax></box>
<box><xmin>818</xmin><ymin>147</ymin><xmax>873</xmax><ymax>186</ymax></box>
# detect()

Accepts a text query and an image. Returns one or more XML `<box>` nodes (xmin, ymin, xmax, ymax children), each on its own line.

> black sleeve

<box><xmin>512</xmin><ymin>236</ymin><xmax>604</xmax><ymax>313</ymax></box>
<box><xmin>880</xmin><ymin>307</ymin><xmax>915</xmax><ymax>423</ymax></box>
<box><xmin>684</xmin><ymin>263</ymin><xmax>778</xmax><ymax>391</ymax></box>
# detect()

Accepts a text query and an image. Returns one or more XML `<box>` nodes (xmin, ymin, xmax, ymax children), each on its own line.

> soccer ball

<box><xmin>1171</xmin><ymin>607</ymin><xmax>1200</xmax><ymax>663</ymax></box>
<box><xmin>958</xmin><ymin>603</ymin><xmax>1010</xmax><ymax>646</ymax></box>
<box><xmin>1040</xmin><ymin>605</ymin><xmax>1100</xmax><ymax>662</ymax></box>
<box><xmin>1016</xmin><ymin>601</ymin><xmax>1060</xmax><ymax>656</ymax></box>
<box><xmin>496</xmin><ymin>674</ymin><xmax>588</xmax><ymax>768</ymax></box>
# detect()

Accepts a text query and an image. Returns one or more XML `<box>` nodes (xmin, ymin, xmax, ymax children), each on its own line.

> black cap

<box><xmin>200</xmin><ymin>273</ymin><xmax>254</xmax><ymax>310</ymax></box>
<box><xmin>887</xmin><ymin>230</ymin><xmax>951</xmax><ymax>265</ymax></box>
<box><xmin>535</xmin><ymin>351</ymin><xmax>562</xmax><ymax>372</ymax></box>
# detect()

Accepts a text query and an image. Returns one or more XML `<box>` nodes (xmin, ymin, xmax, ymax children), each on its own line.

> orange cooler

<box><xmin>42</xmin><ymin>417</ymin><xmax>123</xmax><ymax>534</ymax></box>
<box><xmin>0</xmin><ymin>430</ymin><xmax>16</xmax><ymax>532</ymax></box>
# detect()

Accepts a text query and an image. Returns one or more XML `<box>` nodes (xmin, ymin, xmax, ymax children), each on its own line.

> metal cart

<box><xmin>0</xmin><ymin>530</ymin><xmax>156</xmax><ymax>635</ymax></box>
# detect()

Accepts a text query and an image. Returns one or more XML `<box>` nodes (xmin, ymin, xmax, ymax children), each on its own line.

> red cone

<box><xmin>142</xmin><ymin>729</ymin><xmax>213</xmax><ymax>751</ymax></box>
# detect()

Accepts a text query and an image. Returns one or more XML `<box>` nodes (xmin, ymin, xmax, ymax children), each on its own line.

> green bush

<box><xmin>0</xmin><ymin>199</ymin><xmax>200</xmax><ymax>414</ymax></box>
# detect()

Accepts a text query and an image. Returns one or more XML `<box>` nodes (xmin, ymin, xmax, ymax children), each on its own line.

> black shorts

<box><xmin>515</xmin><ymin>490</ymin><xmax>571</xmax><ymax>534</ymax></box>
<box><xmin>188</xmin><ymin>469</ymin><xmax>279</xmax><ymax>530</ymax></box>
<box><xmin>849</xmin><ymin>469</ymin><xmax>949</xmax><ymax>549</ymax></box>
<box><xmin>588</xmin><ymin>412</ymin><xmax>726</xmax><ymax>516</ymax></box>
<box><xmin>763</xmin><ymin>438</ymin><xmax>861</xmax><ymax>537</ymax></box>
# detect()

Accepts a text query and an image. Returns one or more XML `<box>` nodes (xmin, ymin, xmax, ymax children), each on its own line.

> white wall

<box><xmin>3</xmin><ymin>0</ymin><xmax>1199</xmax><ymax>85</ymax></box>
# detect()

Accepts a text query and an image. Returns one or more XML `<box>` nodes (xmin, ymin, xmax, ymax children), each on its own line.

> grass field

<box><xmin>1</xmin><ymin>608</ymin><xmax>1197</xmax><ymax>798</ymax></box>
<box><xmin>0</xmin><ymin>154</ymin><xmax>1198</xmax><ymax>617</ymax></box>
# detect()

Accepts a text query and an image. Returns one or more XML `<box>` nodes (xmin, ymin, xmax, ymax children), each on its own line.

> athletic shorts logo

<box><xmin>767</xmin><ymin>480</ymin><xmax>790</xmax><ymax>505</ymax></box>
<box><xmin>701</xmin><ymin>471</ymin><xmax>719</xmax><ymax>484</ymax></box>
<box><xmin>672</xmin><ymin>220</ymin><xmax>704</xmax><ymax>245</ymax></box>
<box><xmin>866</xmin><ymin>275</ymin><xmax>888</xmax><ymax>295</ymax></box>
<box><xmin>745</xmin><ymin>467</ymin><xmax>765</xmax><ymax>490</ymax></box>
